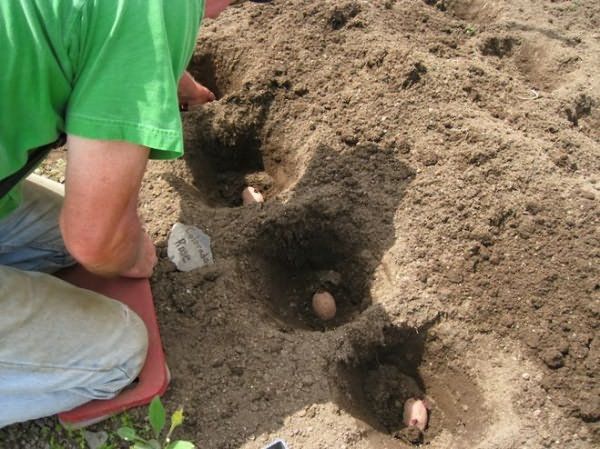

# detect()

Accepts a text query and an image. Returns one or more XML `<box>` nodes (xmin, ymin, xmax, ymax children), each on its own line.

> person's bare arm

<box><xmin>178</xmin><ymin>71</ymin><xmax>215</xmax><ymax>109</ymax></box>
<box><xmin>59</xmin><ymin>135</ymin><xmax>157</xmax><ymax>278</ymax></box>
<box><xmin>205</xmin><ymin>0</ymin><xmax>230</xmax><ymax>19</ymax></box>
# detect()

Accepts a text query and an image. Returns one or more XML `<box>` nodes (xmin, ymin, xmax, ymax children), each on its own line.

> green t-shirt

<box><xmin>0</xmin><ymin>0</ymin><xmax>205</xmax><ymax>219</ymax></box>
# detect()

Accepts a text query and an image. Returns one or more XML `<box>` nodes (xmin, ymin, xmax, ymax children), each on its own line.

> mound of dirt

<box><xmin>139</xmin><ymin>1</ymin><xmax>599</xmax><ymax>447</ymax></box>
<box><xmin>2</xmin><ymin>1</ymin><xmax>598</xmax><ymax>448</ymax></box>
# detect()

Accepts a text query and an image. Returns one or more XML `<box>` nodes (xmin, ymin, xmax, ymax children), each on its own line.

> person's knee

<box><xmin>121</xmin><ymin>307</ymin><xmax>149</xmax><ymax>380</ymax></box>
<box><xmin>88</xmin><ymin>307</ymin><xmax>148</xmax><ymax>399</ymax></box>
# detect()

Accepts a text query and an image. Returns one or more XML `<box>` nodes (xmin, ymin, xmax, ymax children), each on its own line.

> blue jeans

<box><xmin>0</xmin><ymin>180</ymin><xmax>148</xmax><ymax>428</ymax></box>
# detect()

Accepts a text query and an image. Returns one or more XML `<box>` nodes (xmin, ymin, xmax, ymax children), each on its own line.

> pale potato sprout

<box><xmin>242</xmin><ymin>186</ymin><xmax>264</xmax><ymax>205</ymax></box>
<box><xmin>403</xmin><ymin>398</ymin><xmax>429</xmax><ymax>431</ymax></box>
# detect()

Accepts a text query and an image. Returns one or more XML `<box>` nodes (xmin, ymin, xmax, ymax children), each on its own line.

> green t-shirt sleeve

<box><xmin>65</xmin><ymin>0</ymin><xmax>204</xmax><ymax>159</ymax></box>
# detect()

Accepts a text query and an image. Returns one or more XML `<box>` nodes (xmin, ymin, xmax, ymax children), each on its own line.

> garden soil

<box><xmin>2</xmin><ymin>1</ymin><xmax>599</xmax><ymax>448</ymax></box>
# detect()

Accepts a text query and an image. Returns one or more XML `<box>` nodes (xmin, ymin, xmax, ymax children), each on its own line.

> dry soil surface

<box><xmin>1</xmin><ymin>1</ymin><xmax>599</xmax><ymax>448</ymax></box>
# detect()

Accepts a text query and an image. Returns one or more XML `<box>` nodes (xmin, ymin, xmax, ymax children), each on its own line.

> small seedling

<box><xmin>49</xmin><ymin>435</ymin><xmax>66</xmax><ymax>449</ymax></box>
<box><xmin>464</xmin><ymin>25</ymin><xmax>476</xmax><ymax>36</ymax></box>
<box><xmin>119</xmin><ymin>411</ymin><xmax>135</xmax><ymax>430</ymax></box>
<box><xmin>117</xmin><ymin>396</ymin><xmax>194</xmax><ymax>449</ymax></box>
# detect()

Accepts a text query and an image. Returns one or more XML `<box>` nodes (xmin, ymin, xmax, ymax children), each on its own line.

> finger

<box><xmin>196</xmin><ymin>85</ymin><xmax>216</xmax><ymax>103</ymax></box>
<box><xmin>187</xmin><ymin>88</ymin><xmax>216</xmax><ymax>107</ymax></box>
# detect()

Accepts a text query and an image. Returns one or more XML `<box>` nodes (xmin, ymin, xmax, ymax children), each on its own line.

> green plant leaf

<box><xmin>170</xmin><ymin>408</ymin><xmax>184</xmax><ymax>433</ymax></box>
<box><xmin>117</xmin><ymin>427</ymin><xmax>138</xmax><ymax>441</ymax></box>
<box><xmin>165</xmin><ymin>441</ymin><xmax>195</xmax><ymax>449</ymax></box>
<box><xmin>131</xmin><ymin>443</ymin><xmax>155</xmax><ymax>449</ymax></box>
<box><xmin>148</xmin><ymin>396</ymin><xmax>166</xmax><ymax>438</ymax></box>
<box><xmin>166</xmin><ymin>407</ymin><xmax>185</xmax><ymax>442</ymax></box>
<box><xmin>147</xmin><ymin>439</ymin><xmax>161</xmax><ymax>449</ymax></box>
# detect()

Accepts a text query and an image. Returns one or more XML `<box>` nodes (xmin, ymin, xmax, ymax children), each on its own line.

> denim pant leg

<box><xmin>0</xmin><ymin>181</ymin><xmax>148</xmax><ymax>427</ymax></box>
<box><xmin>0</xmin><ymin>180</ymin><xmax>75</xmax><ymax>272</ymax></box>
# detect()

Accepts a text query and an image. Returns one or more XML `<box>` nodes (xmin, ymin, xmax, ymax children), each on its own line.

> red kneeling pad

<box><xmin>56</xmin><ymin>265</ymin><xmax>169</xmax><ymax>427</ymax></box>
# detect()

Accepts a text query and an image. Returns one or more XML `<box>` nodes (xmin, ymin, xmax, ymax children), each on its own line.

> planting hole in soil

<box><xmin>186</xmin><ymin>44</ymin><xmax>233</xmax><ymax>100</ymax></box>
<box><xmin>184</xmin><ymin>118</ymin><xmax>266</xmax><ymax>208</ymax></box>
<box><xmin>188</xmin><ymin>51</ymin><xmax>222</xmax><ymax>100</ymax></box>
<box><xmin>333</xmin><ymin>324</ymin><xmax>490</xmax><ymax>446</ymax></box>
<box><xmin>182</xmin><ymin>82</ymin><xmax>298</xmax><ymax>206</ymax></box>
<box><xmin>182</xmin><ymin>45</ymin><xmax>299</xmax><ymax>208</ymax></box>
<box><xmin>248</xmin><ymin>210</ymin><xmax>373</xmax><ymax>330</ymax></box>
<box><xmin>182</xmin><ymin>91</ymin><xmax>295</xmax><ymax>207</ymax></box>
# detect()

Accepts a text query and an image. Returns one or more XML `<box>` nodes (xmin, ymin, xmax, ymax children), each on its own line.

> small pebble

<box><xmin>541</xmin><ymin>349</ymin><xmax>564</xmax><ymax>369</ymax></box>
<box><xmin>580</xmin><ymin>190</ymin><xmax>595</xmax><ymax>200</ymax></box>
<box><xmin>522</xmin><ymin>372</ymin><xmax>530</xmax><ymax>380</ymax></box>
<box><xmin>83</xmin><ymin>430</ymin><xmax>108</xmax><ymax>449</ymax></box>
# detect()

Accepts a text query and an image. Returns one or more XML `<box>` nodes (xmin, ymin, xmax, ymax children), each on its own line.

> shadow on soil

<box><xmin>154</xmin><ymin>139</ymin><xmax>432</xmax><ymax>447</ymax></box>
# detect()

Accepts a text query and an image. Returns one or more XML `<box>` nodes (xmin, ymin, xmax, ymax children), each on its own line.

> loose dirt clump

<box><xmin>566</xmin><ymin>94</ymin><xmax>594</xmax><ymax>126</ymax></box>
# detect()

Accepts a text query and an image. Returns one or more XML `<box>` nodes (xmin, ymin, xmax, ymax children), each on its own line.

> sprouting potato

<box><xmin>312</xmin><ymin>291</ymin><xmax>336</xmax><ymax>320</ymax></box>
<box><xmin>403</xmin><ymin>398</ymin><xmax>429</xmax><ymax>431</ymax></box>
<box><xmin>242</xmin><ymin>186</ymin><xmax>264</xmax><ymax>205</ymax></box>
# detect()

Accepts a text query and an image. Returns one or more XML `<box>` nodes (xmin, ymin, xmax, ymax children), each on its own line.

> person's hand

<box><xmin>205</xmin><ymin>0</ymin><xmax>230</xmax><ymax>19</ymax></box>
<box><xmin>121</xmin><ymin>232</ymin><xmax>158</xmax><ymax>279</ymax></box>
<box><xmin>178</xmin><ymin>71</ymin><xmax>216</xmax><ymax>110</ymax></box>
